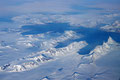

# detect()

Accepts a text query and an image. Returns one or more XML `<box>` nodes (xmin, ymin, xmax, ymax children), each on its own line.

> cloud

<box><xmin>0</xmin><ymin>0</ymin><xmax>120</xmax><ymax>17</ymax></box>
<box><xmin>11</xmin><ymin>13</ymin><xmax>120</xmax><ymax>28</ymax></box>
<box><xmin>0</xmin><ymin>0</ymin><xmax>75</xmax><ymax>17</ymax></box>
<box><xmin>87</xmin><ymin>0</ymin><xmax>120</xmax><ymax>10</ymax></box>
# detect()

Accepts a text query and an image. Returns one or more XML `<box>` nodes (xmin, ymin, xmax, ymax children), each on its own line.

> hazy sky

<box><xmin>0</xmin><ymin>0</ymin><xmax>120</xmax><ymax>17</ymax></box>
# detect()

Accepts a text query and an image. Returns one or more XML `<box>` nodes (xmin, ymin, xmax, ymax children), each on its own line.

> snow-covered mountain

<box><xmin>101</xmin><ymin>21</ymin><xmax>120</xmax><ymax>33</ymax></box>
<box><xmin>39</xmin><ymin>37</ymin><xmax>120</xmax><ymax>80</ymax></box>
<box><xmin>0</xmin><ymin>37</ymin><xmax>120</xmax><ymax>80</ymax></box>
<box><xmin>0</xmin><ymin>40</ymin><xmax>87</xmax><ymax>72</ymax></box>
<box><xmin>0</xmin><ymin>0</ymin><xmax>120</xmax><ymax>80</ymax></box>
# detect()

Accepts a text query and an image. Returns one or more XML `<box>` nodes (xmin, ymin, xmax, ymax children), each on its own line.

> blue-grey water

<box><xmin>21</xmin><ymin>23</ymin><xmax>120</xmax><ymax>55</ymax></box>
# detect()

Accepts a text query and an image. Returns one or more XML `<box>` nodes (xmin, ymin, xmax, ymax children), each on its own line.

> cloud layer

<box><xmin>0</xmin><ymin>0</ymin><xmax>120</xmax><ymax>17</ymax></box>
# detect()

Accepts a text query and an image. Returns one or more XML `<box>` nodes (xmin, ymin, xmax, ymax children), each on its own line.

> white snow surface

<box><xmin>0</xmin><ymin>37</ymin><xmax>120</xmax><ymax>80</ymax></box>
<box><xmin>101</xmin><ymin>20</ymin><xmax>120</xmax><ymax>33</ymax></box>
<box><xmin>0</xmin><ymin>13</ymin><xmax>120</xmax><ymax>80</ymax></box>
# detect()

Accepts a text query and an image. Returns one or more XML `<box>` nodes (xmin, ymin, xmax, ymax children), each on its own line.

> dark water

<box><xmin>21</xmin><ymin>23</ymin><xmax>71</xmax><ymax>35</ymax></box>
<box><xmin>21</xmin><ymin>23</ymin><xmax>120</xmax><ymax>55</ymax></box>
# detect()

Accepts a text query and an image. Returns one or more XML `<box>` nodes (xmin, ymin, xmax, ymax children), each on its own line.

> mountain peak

<box><xmin>107</xmin><ymin>36</ymin><xmax>116</xmax><ymax>44</ymax></box>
